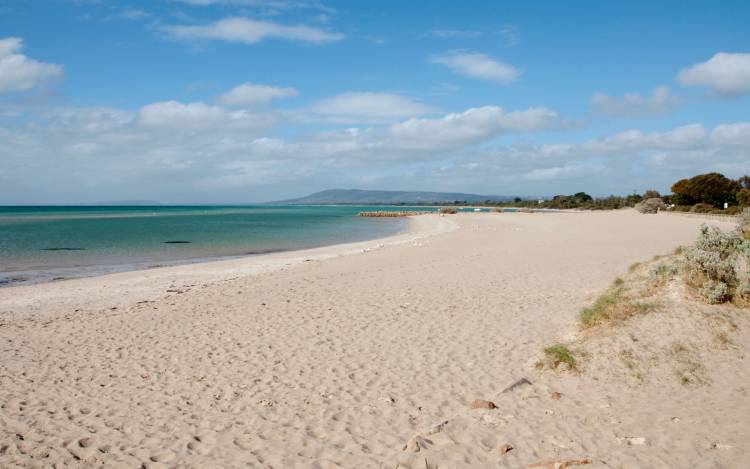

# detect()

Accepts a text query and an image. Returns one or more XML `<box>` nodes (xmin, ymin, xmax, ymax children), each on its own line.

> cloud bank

<box><xmin>590</xmin><ymin>86</ymin><xmax>679</xmax><ymax>117</ymax></box>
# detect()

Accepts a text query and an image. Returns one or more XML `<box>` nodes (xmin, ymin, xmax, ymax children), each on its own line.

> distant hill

<box><xmin>273</xmin><ymin>189</ymin><xmax>517</xmax><ymax>205</ymax></box>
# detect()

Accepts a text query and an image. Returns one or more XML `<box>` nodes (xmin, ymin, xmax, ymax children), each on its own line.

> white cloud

<box><xmin>47</xmin><ymin>107</ymin><xmax>135</xmax><ymax>132</ymax></box>
<box><xmin>582</xmin><ymin>124</ymin><xmax>707</xmax><ymax>154</ymax></box>
<box><xmin>163</xmin><ymin>16</ymin><xmax>344</xmax><ymax>45</ymax></box>
<box><xmin>524</xmin><ymin>163</ymin><xmax>604</xmax><ymax>181</ymax></box>
<box><xmin>138</xmin><ymin>101</ymin><xmax>271</xmax><ymax>129</ymax></box>
<box><xmin>3</xmin><ymin>99</ymin><xmax>750</xmax><ymax>202</ymax></box>
<box><xmin>175</xmin><ymin>0</ymin><xmax>321</xmax><ymax>8</ymax></box>
<box><xmin>177</xmin><ymin>0</ymin><xmax>258</xmax><ymax>4</ymax></box>
<box><xmin>427</xmin><ymin>26</ymin><xmax>518</xmax><ymax>46</ymax></box>
<box><xmin>430</xmin><ymin>122</ymin><xmax>749</xmax><ymax>192</ymax></box>
<box><xmin>216</xmin><ymin>82</ymin><xmax>298</xmax><ymax>107</ymax></box>
<box><xmin>116</xmin><ymin>9</ymin><xmax>151</xmax><ymax>21</ymax></box>
<box><xmin>429</xmin><ymin>30</ymin><xmax>483</xmax><ymax>38</ymax></box>
<box><xmin>677</xmin><ymin>52</ymin><xmax>750</xmax><ymax>97</ymax></box>
<box><xmin>309</xmin><ymin>92</ymin><xmax>436</xmax><ymax>121</ymax></box>
<box><xmin>429</xmin><ymin>51</ymin><xmax>518</xmax><ymax>84</ymax></box>
<box><xmin>590</xmin><ymin>85</ymin><xmax>679</xmax><ymax>117</ymax></box>
<box><xmin>388</xmin><ymin>106</ymin><xmax>558</xmax><ymax>149</ymax></box>
<box><xmin>0</xmin><ymin>37</ymin><xmax>62</xmax><ymax>92</ymax></box>
<box><xmin>711</xmin><ymin>122</ymin><xmax>750</xmax><ymax>146</ymax></box>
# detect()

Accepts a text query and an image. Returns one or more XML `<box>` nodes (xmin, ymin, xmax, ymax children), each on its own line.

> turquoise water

<box><xmin>0</xmin><ymin>205</ymin><xmax>430</xmax><ymax>286</ymax></box>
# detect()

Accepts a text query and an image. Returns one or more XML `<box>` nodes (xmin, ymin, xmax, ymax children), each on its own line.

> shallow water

<box><xmin>0</xmin><ymin>205</ymin><xmax>429</xmax><ymax>285</ymax></box>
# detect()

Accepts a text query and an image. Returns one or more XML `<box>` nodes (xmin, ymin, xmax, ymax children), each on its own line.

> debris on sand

<box><xmin>468</xmin><ymin>399</ymin><xmax>497</xmax><ymax>410</ymax></box>
<box><xmin>502</xmin><ymin>377</ymin><xmax>532</xmax><ymax>393</ymax></box>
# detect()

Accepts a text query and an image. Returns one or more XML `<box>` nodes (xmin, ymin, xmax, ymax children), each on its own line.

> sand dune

<box><xmin>1</xmin><ymin>210</ymin><xmax>746</xmax><ymax>468</ymax></box>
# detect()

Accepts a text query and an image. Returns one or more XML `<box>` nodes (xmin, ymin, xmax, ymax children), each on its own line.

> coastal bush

<box><xmin>738</xmin><ymin>189</ymin><xmax>750</xmax><ymax>207</ymax></box>
<box><xmin>681</xmin><ymin>225</ymin><xmax>750</xmax><ymax>304</ymax></box>
<box><xmin>671</xmin><ymin>172</ymin><xmax>739</xmax><ymax>207</ymax></box>
<box><xmin>438</xmin><ymin>207</ymin><xmax>458</xmax><ymax>214</ymax></box>
<box><xmin>739</xmin><ymin>208</ymin><xmax>750</xmax><ymax>239</ymax></box>
<box><xmin>635</xmin><ymin>197</ymin><xmax>666</xmax><ymax>214</ymax></box>
<box><xmin>649</xmin><ymin>262</ymin><xmax>679</xmax><ymax>288</ymax></box>
<box><xmin>699</xmin><ymin>280</ymin><xmax>730</xmax><ymax>304</ymax></box>
<box><xmin>690</xmin><ymin>203</ymin><xmax>714</xmax><ymax>213</ymax></box>
<box><xmin>724</xmin><ymin>206</ymin><xmax>742</xmax><ymax>215</ymax></box>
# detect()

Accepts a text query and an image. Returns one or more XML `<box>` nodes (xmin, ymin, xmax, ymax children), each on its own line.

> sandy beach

<box><xmin>1</xmin><ymin>210</ymin><xmax>748</xmax><ymax>468</ymax></box>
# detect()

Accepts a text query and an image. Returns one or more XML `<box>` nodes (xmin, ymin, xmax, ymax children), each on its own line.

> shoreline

<box><xmin>0</xmin><ymin>213</ymin><xmax>456</xmax><ymax>313</ymax></box>
<box><xmin>0</xmin><ymin>222</ymin><xmax>409</xmax><ymax>290</ymax></box>
<box><xmin>0</xmin><ymin>205</ymin><xmax>418</xmax><ymax>289</ymax></box>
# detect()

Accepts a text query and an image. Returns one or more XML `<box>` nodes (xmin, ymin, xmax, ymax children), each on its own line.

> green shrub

<box><xmin>650</xmin><ymin>263</ymin><xmax>679</xmax><ymax>286</ymax></box>
<box><xmin>700</xmin><ymin>280</ymin><xmax>730</xmax><ymax>304</ymax></box>
<box><xmin>738</xmin><ymin>188</ymin><xmax>750</xmax><ymax>207</ymax></box>
<box><xmin>690</xmin><ymin>203</ymin><xmax>714</xmax><ymax>213</ymax></box>
<box><xmin>544</xmin><ymin>344</ymin><xmax>576</xmax><ymax>370</ymax></box>
<box><xmin>725</xmin><ymin>206</ymin><xmax>741</xmax><ymax>215</ymax></box>
<box><xmin>438</xmin><ymin>207</ymin><xmax>458</xmax><ymax>214</ymax></box>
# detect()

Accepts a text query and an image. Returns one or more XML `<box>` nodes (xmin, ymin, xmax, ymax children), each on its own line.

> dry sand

<box><xmin>1</xmin><ymin>210</ymin><xmax>747</xmax><ymax>468</ymax></box>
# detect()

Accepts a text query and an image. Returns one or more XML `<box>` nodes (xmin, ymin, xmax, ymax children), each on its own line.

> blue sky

<box><xmin>1</xmin><ymin>0</ymin><xmax>749</xmax><ymax>203</ymax></box>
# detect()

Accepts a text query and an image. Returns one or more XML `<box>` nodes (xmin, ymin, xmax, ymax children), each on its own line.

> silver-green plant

<box><xmin>739</xmin><ymin>207</ymin><xmax>750</xmax><ymax>239</ymax></box>
<box><xmin>699</xmin><ymin>279</ymin><xmax>729</xmax><ymax>304</ymax></box>
<box><xmin>681</xmin><ymin>224</ymin><xmax>750</xmax><ymax>304</ymax></box>
<box><xmin>650</xmin><ymin>263</ymin><xmax>679</xmax><ymax>278</ymax></box>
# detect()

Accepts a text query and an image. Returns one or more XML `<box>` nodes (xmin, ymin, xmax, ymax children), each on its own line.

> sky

<box><xmin>1</xmin><ymin>0</ymin><xmax>749</xmax><ymax>204</ymax></box>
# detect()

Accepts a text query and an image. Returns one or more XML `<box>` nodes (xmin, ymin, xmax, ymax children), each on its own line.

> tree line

<box><xmin>434</xmin><ymin>172</ymin><xmax>750</xmax><ymax>213</ymax></box>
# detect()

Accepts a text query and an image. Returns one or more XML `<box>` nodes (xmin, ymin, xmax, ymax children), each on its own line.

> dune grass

<box><xmin>580</xmin><ymin>278</ymin><xmax>625</xmax><ymax>327</ymax></box>
<box><xmin>543</xmin><ymin>344</ymin><xmax>577</xmax><ymax>370</ymax></box>
<box><xmin>579</xmin><ymin>277</ymin><xmax>659</xmax><ymax>328</ymax></box>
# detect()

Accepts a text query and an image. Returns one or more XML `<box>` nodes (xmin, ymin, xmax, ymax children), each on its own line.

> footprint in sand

<box><xmin>234</xmin><ymin>433</ymin><xmax>254</xmax><ymax>450</ymax></box>
<box><xmin>187</xmin><ymin>434</ymin><xmax>214</xmax><ymax>455</ymax></box>
<box><xmin>150</xmin><ymin>450</ymin><xmax>176</xmax><ymax>463</ymax></box>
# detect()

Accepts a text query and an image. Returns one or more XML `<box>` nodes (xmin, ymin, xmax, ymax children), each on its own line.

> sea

<box><xmin>0</xmin><ymin>205</ymin><xmax>448</xmax><ymax>286</ymax></box>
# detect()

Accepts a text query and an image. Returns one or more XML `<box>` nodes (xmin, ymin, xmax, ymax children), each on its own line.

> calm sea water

<box><xmin>0</xmin><ymin>205</ymin><xmax>434</xmax><ymax>286</ymax></box>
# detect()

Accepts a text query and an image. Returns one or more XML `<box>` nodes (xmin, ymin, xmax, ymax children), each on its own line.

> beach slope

<box><xmin>1</xmin><ymin>211</ymin><xmax>747</xmax><ymax>468</ymax></box>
